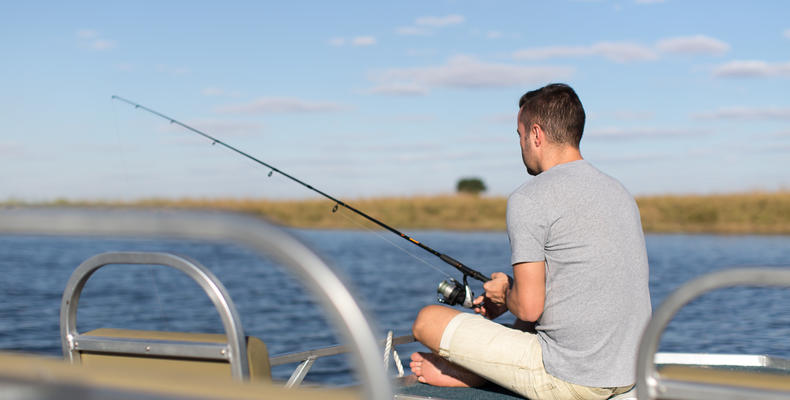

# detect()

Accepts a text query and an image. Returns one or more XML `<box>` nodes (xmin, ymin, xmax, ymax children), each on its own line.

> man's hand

<box><xmin>472</xmin><ymin>272</ymin><xmax>511</xmax><ymax>320</ymax></box>
<box><xmin>484</xmin><ymin>272</ymin><xmax>511</xmax><ymax>303</ymax></box>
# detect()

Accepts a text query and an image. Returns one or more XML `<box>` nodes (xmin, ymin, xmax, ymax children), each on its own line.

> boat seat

<box><xmin>0</xmin><ymin>351</ymin><xmax>359</xmax><ymax>400</ymax></box>
<box><xmin>76</xmin><ymin>328</ymin><xmax>271</xmax><ymax>382</ymax></box>
<box><xmin>658</xmin><ymin>365</ymin><xmax>790</xmax><ymax>392</ymax></box>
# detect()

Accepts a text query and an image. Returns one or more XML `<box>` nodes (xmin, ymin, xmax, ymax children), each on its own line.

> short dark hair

<box><xmin>519</xmin><ymin>83</ymin><xmax>585</xmax><ymax>147</ymax></box>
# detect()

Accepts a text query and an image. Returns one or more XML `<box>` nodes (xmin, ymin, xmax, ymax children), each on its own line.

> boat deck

<box><xmin>396</xmin><ymin>376</ymin><xmax>523</xmax><ymax>400</ymax></box>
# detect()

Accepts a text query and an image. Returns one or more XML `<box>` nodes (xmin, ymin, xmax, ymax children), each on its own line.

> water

<box><xmin>1</xmin><ymin>230</ymin><xmax>789</xmax><ymax>385</ymax></box>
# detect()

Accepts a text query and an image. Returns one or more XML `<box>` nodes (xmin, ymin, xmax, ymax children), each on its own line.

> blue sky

<box><xmin>1</xmin><ymin>1</ymin><xmax>789</xmax><ymax>201</ymax></box>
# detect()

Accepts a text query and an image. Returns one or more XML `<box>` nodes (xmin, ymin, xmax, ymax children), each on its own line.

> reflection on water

<box><xmin>1</xmin><ymin>231</ymin><xmax>789</xmax><ymax>385</ymax></box>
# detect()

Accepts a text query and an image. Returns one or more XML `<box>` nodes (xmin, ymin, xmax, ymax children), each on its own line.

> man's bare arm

<box><xmin>507</xmin><ymin>261</ymin><xmax>545</xmax><ymax>322</ymax></box>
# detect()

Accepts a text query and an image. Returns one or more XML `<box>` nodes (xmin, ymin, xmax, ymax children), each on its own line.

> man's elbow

<box><xmin>511</xmin><ymin>300</ymin><xmax>543</xmax><ymax>322</ymax></box>
<box><xmin>512</xmin><ymin>305</ymin><xmax>543</xmax><ymax>322</ymax></box>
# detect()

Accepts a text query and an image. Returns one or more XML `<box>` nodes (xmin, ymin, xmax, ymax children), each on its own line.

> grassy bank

<box><xmin>8</xmin><ymin>191</ymin><xmax>790</xmax><ymax>234</ymax></box>
<box><xmin>53</xmin><ymin>195</ymin><xmax>509</xmax><ymax>231</ymax></box>
<box><xmin>636</xmin><ymin>192</ymin><xmax>790</xmax><ymax>234</ymax></box>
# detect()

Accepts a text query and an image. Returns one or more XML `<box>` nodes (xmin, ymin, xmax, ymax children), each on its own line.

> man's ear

<box><xmin>532</xmin><ymin>124</ymin><xmax>543</xmax><ymax>148</ymax></box>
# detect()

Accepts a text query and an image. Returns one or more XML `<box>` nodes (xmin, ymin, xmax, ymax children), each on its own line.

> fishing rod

<box><xmin>112</xmin><ymin>95</ymin><xmax>489</xmax><ymax>308</ymax></box>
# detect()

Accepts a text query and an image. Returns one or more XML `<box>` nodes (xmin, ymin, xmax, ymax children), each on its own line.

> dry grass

<box><xmin>124</xmin><ymin>195</ymin><xmax>509</xmax><ymax>231</ymax></box>
<box><xmin>7</xmin><ymin>191</ymin><xmax>790</xmax><ymax>234</ymax></box>
<box><xmin>636</xmin><ymin>191</ymin><xmax>790</xmax><ymax>234</ymax></box>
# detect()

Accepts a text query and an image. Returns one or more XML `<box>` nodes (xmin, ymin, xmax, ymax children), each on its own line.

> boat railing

<box><xmin>60</xmin><ymin>251</ymin><xmax>252</xmax><ymax>379</ymax></box>
<box><xmin>637</xmin><ymin>267</ymin><xmax>790</xmax><ymax>400</ymax></box>
<box><xmin>0</xmin><ymin>207</ymin><xmax>393</xmax><ymax>400</ymax></box>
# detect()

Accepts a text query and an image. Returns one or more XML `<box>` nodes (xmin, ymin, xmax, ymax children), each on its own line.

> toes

<box><xmin>410</xmin><ymin>363</ymin><xmax>422</xmax><ymax>374</ymax></box>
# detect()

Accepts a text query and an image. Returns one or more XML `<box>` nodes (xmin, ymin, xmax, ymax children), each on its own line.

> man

<box><xmin>410</xmin><ymin>83</ymin><xmax>651</xmax><ymax>400</ymax></box>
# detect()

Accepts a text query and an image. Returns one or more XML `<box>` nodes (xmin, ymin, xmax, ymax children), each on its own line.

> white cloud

<box><xmin>611</xmin><ymin>110</ymin><xmax>655</xmax><ymax>120</ymax></box>
<box><xmin>514</xmin><ymin>45</ymin><xmax>591</xmax><ymax>60</ymax></box>
<box><xmin>486</xmin><ymin>113</ymin><xmax>518</xmax><ymax>124</ymax></box>
<box><xmin>635</xmin><ymin>0</ymin><xmax>665</xmax><ymax>4</ymax></box>
<box><xmin>352</xmin><ymin>36</ymin><xmax>376</xmax><ymax>46</ymax></box>
<box><xmin>183</xmin><ymin>119</ymin><xmax>263</xmax><ymax>136</ymax></box>
<box><xmin>415</xmin><ymin>14</ymin><xmax>465</xmax><ymax>27</ymax></box>
<box><xmin>328</xmin><ymin>36</ymin><xmax>376</xmax><ymax>47</ymax></box>
<box><xmin>77</xmin><ymin>29</ymin><xmax>116</xmax><ymax>51</ymax></box>
<box><xmin>397</xmin><ymin>14</ymin><xmax>464</xmax><ymax>36</ymax></box>
<box><xmin>713</xmin><ymin>60</ymin><xmax>790</xmax><ymax>77</ymax></box>
<box><xmin>576</xmin><ymin>42</ymin><xmax>656</xmax><ymax>62</ymax></box>
<box><xmin>396</xmin><ymin>26</ymin><xmax>430</xmax><ymax>36</ymax></box>
<box><xmin>383</xmin><ymin>114</ymin><xmax>437</xmax><ymax>123</ymax></box>
<box><xmin>486</xmin><ymin>31</ymin><xmax>503</xmax><ymax>39</ymax></box>
<box><xmin>216</xmin><ymin>97</ymin><xmax>349</xmax><ymax>114</ymax></box>
<box><xmin>77</xmin><ymin>29</ymin><xmax>99</xmax><ymax>39</ymax></box>
<box><xmin>513</xmin><ymin>35</ymin><xmax>729</xmax><ymax>63</ymax></box>
<box><xmin>202</xmin><ymin>87</ymin><xmax>225</xmax><ymax>96</ymax></box>
<box><xmin>587</xmin><ymin>127</ymin><xmax>710</xmax><ymax>140</ymax></box>
<box><xmin>372</xmin><ymin>55</ymin><xmax>574</xmax><ymax>91</ymax></box>
<box><xmin>513</xmin><ymin>42</ymin><xmax>658</xmax><ymax>63</ymax></box>
<box><xmin>656</xmin><ymin>35</ymin><xmax>730</xmax><ymax>55</ymax></box>
<box><xmin>0</xmin><ymin>142</ymin><xmax>24</xmax><ymax>157</ymax></box>
<box><xmin>358</xmin><ymin>141</ymin><xmax>441</xmax><ymax>154</ymax></box>
<box><xmin>693</xmin><ymin>106</ymin><xmax>790</xmax><ymax>120</ymax></box>
<box><xmin>365</xmin><ymin>83</ymin><xmax>429</xmax><ymax>96</ymax></box>
<box><xmin>784</xmin><ymin>29</ymin><xmax>790</xmax><ymax>39</ymax></box>
<box><xmin>592</xmin><ymin>152</ymin><xmax>671</xmax><ymax>164</ymax></box>
<box><xmin>158</xmin><ymin>119</ymin><xmax>263</xmax><ymax>138</ymax></box>
<box><xmin>91</xmin><ymin>39</ymin><xmax>116</xmax><ymax>50</ymax></box>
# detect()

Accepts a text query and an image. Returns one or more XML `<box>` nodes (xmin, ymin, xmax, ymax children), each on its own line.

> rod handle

<box><xmin>439</xmin><ymin>254</ymin><xmax>490</xmax><ymax>282</ymax></box>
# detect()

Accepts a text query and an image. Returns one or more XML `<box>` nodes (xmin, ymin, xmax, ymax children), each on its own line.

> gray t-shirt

<box><xmin>507</xmin><ymin>160</ymin><xmax>651</xmax><ymax>387</ymax></box>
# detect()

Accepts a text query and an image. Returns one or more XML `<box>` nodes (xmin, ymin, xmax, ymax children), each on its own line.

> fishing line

<box><xmin>110</xmin><ymin>99</ymin><xmax>133</xmax><ymax>194</ymax></box>
<box><xmin>333</xmin><ymin>206</ymin><xmax>452</xmax><ymax>279</ymax></box>
<box><xmin>111</xmin><ymin>95</ymin><xmax>489</xmax><ymax>285</ymax></box>
<box><xmin>112</xmin><ymin>100</ymin><xmax>170</xmax><ymax>328</ymax></box>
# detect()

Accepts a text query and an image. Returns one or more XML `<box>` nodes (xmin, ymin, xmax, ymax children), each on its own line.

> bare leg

<box><xmin>410</xmin><ymin>352</ymin><xmax>486</xmax><ymax>387</ymax></box>
<box><xmin>411</xmin><ymin>305</ymin><xmax>461</xmax><ymax>353</ymax></box>
<box><xmin>411</xmin><ymin>305</ymin><xmax>487</xmax><ymax>387</ymax></box>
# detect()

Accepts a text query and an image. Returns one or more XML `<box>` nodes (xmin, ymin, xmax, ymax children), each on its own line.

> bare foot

<box><xmin>409</xmin><ymin>352</ymin><xmax>485</xmax><ymax>387</ymax></box>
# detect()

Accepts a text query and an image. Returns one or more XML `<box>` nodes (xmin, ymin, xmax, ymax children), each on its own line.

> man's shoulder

<box><xmin>511</xmin><ymin>160</ymin><xmax>591</xmax><ymax>193</ymax></box>
<box><xmin>555</xmin><ymin>160</ymin><xmax>631</xmax><ymax>196</ymax></box>
<box><xmin>511</xmin><ymin>160</ymin><xmax>635</xmax><ymax>208</ymax></box>
<box><xmin>508</xmin><ymin>179</ymin><xmax>543</xmax><ymax>205</ymax></box>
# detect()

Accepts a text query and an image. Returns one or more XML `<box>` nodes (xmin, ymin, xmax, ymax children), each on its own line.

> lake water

<box><xmin>1</xmin><ymin>230</ymin><xmax>789</xmax><ymax>385</ymax></box>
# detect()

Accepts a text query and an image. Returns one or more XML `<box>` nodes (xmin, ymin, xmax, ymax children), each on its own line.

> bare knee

<box><xmin>412</xmin><ymin>305</ymin><xmax>460</xmax><ymax>352</ymax></box>
<box><xmin>412</xmin><ymin>305</ymin><xmax>442</xmax><ymax>341</ymax></box>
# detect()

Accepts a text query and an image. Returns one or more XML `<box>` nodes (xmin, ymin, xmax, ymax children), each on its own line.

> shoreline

<box><xmin>3</xmin><ymin>191</ymin><xmax>789</xmax><ymax>235</ymax></box>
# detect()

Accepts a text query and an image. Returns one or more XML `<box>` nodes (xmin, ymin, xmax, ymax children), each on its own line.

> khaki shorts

<box><xmin>439</xmin><ymin>313</ymin><xmax>631</xmax><ymax>400</ymax></box>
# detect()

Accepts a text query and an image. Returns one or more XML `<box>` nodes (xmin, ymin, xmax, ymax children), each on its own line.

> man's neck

<box><xmin>539</xmin><ymin>146</ymin><xmax>583</xmax><ymax>173</ymax></box>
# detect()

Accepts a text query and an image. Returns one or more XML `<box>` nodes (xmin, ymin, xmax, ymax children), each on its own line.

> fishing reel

<box><xmin>437</xmin><ymin>275</ymin><xmax>475</xmax><ymax>308</ymax></box>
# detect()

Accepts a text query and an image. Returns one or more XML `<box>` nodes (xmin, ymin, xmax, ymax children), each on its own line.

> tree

<box><xmin>456</xmin><ymin>177</ymin><xmax>487</xmax><ymax>195</ymax></box>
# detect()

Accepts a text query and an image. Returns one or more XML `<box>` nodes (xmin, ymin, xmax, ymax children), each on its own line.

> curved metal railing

<box><xmin>0</xmin><ymin>207</ymin><xmax>392</xmax><ymax>400</ymax></box>
<box><xmin>636</xmin><ymin>267</ymin><xmax>790</xmax><ymax>400</ymax></box>
<box><xmin>60</xmin><ymin>252</ymin><xmax>250</xmax><ymax>379</ymax></box>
